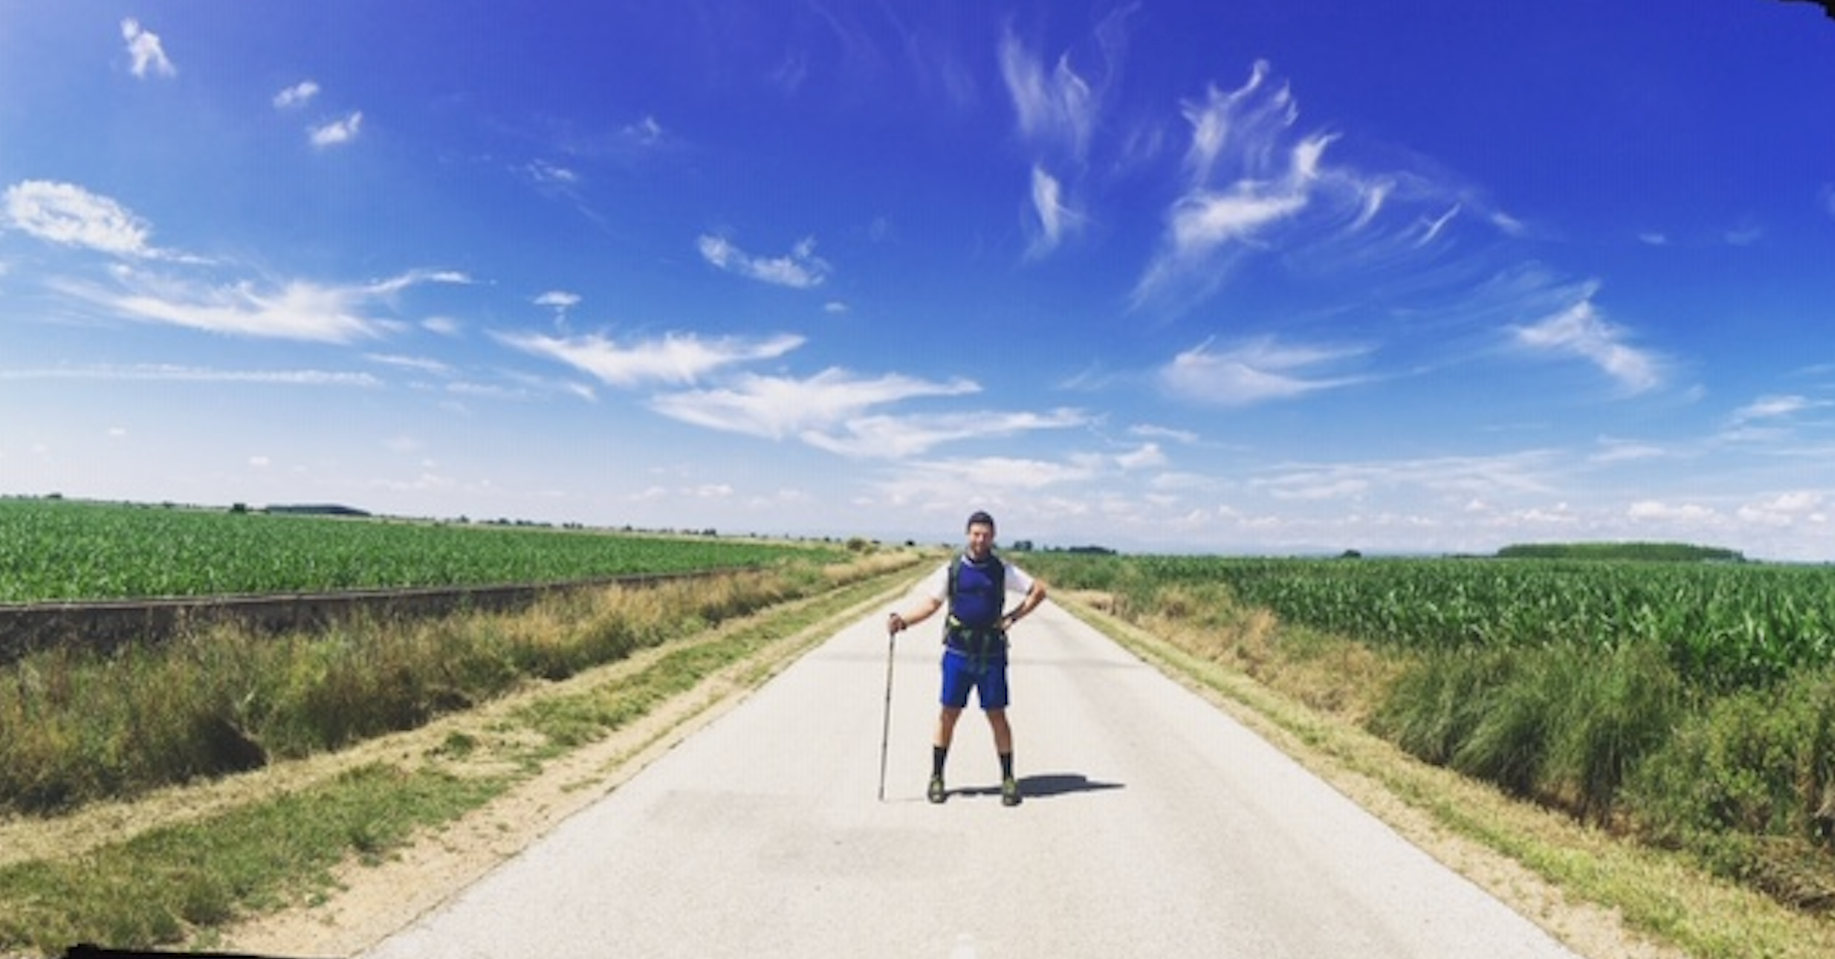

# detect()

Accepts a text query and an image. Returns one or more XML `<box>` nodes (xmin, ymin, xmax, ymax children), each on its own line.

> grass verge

<box><xmin>0</xmin><ymin>560</ymin><xmax>919</xmax><ymax>956</ymax></box>
<box><xmin>1053</xmin><ymin>592</ymin><xmax>1835</xmax><ymax>959</ymax></box>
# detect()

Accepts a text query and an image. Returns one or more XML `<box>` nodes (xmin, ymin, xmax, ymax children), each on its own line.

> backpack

<box><xmin>945</xmin><ymin>553</ymin><xmax>1007</xmax><ymax>657</ymax></box>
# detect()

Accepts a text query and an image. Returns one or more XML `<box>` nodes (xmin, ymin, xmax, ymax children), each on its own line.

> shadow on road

<box><xmin>954</xmin><ymin>772</ymin><xmax>1124</xmax><ymax>801</ymax></box>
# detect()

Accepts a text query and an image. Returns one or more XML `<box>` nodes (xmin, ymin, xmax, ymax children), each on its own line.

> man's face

<box><xmin>966</xmin><ymin>521</ymin><xmax>995</xmax><ymax>559</ymax></box>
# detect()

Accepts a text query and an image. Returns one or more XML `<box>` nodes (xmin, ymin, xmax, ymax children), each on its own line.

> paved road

<box><xmin>361</xmin><ymin>598</ymin><xmax>1582</xmax><ymax>959</ymax></box>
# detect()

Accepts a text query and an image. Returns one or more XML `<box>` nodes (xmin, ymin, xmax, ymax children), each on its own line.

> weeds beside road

<box><xmin>1036</xmin><ymin>573</ymin><xmax>1835</xmax><ymax>959</ymax></box>
<box><xmin>0</xmin><ymin>552</ymin><xmax>923</xmax><ymax>955</ymax></box>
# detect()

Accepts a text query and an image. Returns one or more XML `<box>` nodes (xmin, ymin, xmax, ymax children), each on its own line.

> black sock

<box><xmin>999</xmin><ymin>751</ymin><xmax>1014</xmax><ymax>780</ymax></box>
<box><xmin>932</xmin><ymin>745</ymin><xmax>948</xmax><ymax>777</ymax></box>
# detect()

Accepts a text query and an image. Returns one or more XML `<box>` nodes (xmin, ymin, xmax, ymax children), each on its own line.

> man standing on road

<box><xmin>887</xmin><ymin>510</ymin><xmax>1048</xmax><ymax>807</ymax></box>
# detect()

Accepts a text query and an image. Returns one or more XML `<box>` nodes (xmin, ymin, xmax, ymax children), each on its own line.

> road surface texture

<box><xmin>361</xmin><ymin>598</ymin><xmax>1582</xmax><ymax>959</ymax></box>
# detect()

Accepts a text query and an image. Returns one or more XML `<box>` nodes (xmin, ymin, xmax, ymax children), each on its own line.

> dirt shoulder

<box><xmin>218</xmin><ymin>652</ymin><xmax>763</xmax><ymax>957</ymax></box>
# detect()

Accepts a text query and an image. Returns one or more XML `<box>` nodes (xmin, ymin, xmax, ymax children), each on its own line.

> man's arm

<box><xmin>887</xmin><ymin>594</ymin><xmax>942</xmax><ymax>635</ymax></box>
<box><xmin>999</xmin><ymin>576</ymin><xmax>1047</xmax><ymax>631</ymax></box>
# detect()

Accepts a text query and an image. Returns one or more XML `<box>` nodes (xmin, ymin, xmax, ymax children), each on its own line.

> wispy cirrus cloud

<box><xmin>0</xmin><ymin>363</ymin><xmax>380</xmax><ymax>387</ymax></box>
<box><xmin>1511</xmin><ymin>294</ymin><xmax>1663</xmax><ymax>394</ymax></box>
<box><xmin>1025</xmin><ymin>165</ymin><xmax>1084</xmax><ymax>260</ymax></box>
<box><xmin>697</xmin><ymin>235</ymin><xmax>831</xmax><ymax>288</ymax></box>
<box><xmin>1133</xmin><ymin>62</ymin><xmax>1327</xmax><ymax>306</ymax></box>
<box><xmin>800</xmin><ymin>406</ymin><xmax>1089</xmax><ymax>459</ymax></box>
<box><xmin>1719</xmin><ymin>392</ymin><xmax>1833</xmax><ymax>443</ymax></box>
<box><xmin>497</xmin><ymin>329</ymin><xmax>805</xmax><ymax>387</ymax></box>
<box><xmin>998</xmin><ymin>28</ymin><xmax>1098</xmax><ymax>161</ymax></box>
<box><xmin>1731</xmin><ymin>394</ymin><xmax>1822</xmax><ymax>423</ymax></box>
<box><xmin>1159</xmin><ymin>335</ymin><xmax>1371</xmax><ymax>407</ymax></box>
<box><xmin>1130</xmin><ymin>60</ymin><xmax>1507</xmax><ymax>314</ymax></box>
<box><xmin>999</xmin><ymin>15</ymin><xmax>1132</xmax><ymax>260</ymax></box>
<box><xmin>1254</xmin><ymin>450</ymin><xmax>1561</xmax><ymax>503</ymax></box>
<box><xmin>650</xmin><ymin>368</ymin><xmax>978</xmax><ymax>444</ymax></box>
<box><xmin>61</xmin><ymin>269</ymin><xmax>468</xmax><ymax>343</ymax></box>
<box><xmin>121</xmin><ymin>19</ymin><xmax>175</xmax><ymax>79</ymax></box>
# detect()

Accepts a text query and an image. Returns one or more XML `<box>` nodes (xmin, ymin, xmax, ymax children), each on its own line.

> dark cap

<box><xmin>965</xmin><ymin>510</ymin><xmax>996</xmax><ymax>531</ymax></box>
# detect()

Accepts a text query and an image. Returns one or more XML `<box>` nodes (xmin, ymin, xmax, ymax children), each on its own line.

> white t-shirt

<box><xmin>914</xmin><ymin>551</ymin><xmax>1036</xmax><ymax>603</ymax></box>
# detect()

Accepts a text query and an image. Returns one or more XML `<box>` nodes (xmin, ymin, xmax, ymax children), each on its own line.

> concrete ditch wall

<box><xmin>0</xmin><ymin>570</ymin><xmax>726</xmax><ymax>664</ymax></box>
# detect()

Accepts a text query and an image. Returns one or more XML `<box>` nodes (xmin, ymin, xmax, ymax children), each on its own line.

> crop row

<box><xmin>1026</xmin><ymin>553</ymin><xmax>1835</xmax><ymax>691</ymax></box>
<box><xmin>0</xmin><ymin>499</ymin><xmax>845</xmax><ymax>603</ymax></box>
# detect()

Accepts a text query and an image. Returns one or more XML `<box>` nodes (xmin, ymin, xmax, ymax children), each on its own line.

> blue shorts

<box><xmin>939</xmin><ymin>648</ymin><xmax>1010</xmax><ymax>711</ymax></box>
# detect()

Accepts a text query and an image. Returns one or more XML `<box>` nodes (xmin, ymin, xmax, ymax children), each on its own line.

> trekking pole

<box><xmin>877</xmin><ymin>624</ymin><xmax>896</xmax><ymax>801</ymax></box>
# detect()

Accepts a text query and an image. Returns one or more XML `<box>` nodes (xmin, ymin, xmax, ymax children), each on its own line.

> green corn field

<box><xmin>1027</xmin><ymin>552</ymin><xmax>1835</xmax><ymax>692</ymax></box>
<box><xmin>0</xmin><ymin>498</ymin><xmax>847</xmax><ymax>604</ymax></box>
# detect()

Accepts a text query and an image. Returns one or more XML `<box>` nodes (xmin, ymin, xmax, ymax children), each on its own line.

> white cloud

<box><xmin>625</xmin><ymin>115</ymin><xmax>666</xmax><ymax>147</ymax></box>
<box><xmin>1735</xmin><ymin>491</ymin><xmax>1825</xmax><ymax>529</ymax></box>
<box><xmin>1115</xmin><ymin>442</ymin><xmax>1167</xmax><ymax>470</ymax></box>
<box><xmin>310</xmin><ymin>112</ymin><xmax>364</xmax><ymax>148</ymax></box>
<box><xmin>1269</xmin><ymin>476</ymin><xmax>1370</xmax><ymax>502</ymax></box>
<box><xmin>1025</xmin><ymin>165</ymin><xmax>1083</xmax><ymax>259</ymax></box>
<box><xmin>63</xmin><ymin>268</ymin><xmax>464</xmax><ymax>343</ymax></box>
<box><xmin>1731</xmin><ymin>394</ymin><xmax>1822</xmax><ymax>423</ymax></box>
<box><xmin>1511</xmin><ymin>297</ymin><xmax>1662</xmax><ymax>394</ymax></box>
<box><xmin>1128</xmin><ymin>60</ymin><xmax>1507</xmax><ymax>313</ymax></box>
<box><xmin>998</xmin><ymin>31</ymin><xmax>1096</xmax><ymax>160</ymax></box>
<box><xmin>273</xmin><ymin>80</ymin><xmax>320</xmax><ymax>109</ymax></box>
<box><xmin>1160</xmin><ymin>336</ymin><xmax>1369</xmax><ymax>407</ymax></box>
<box><xmin>697</xmin><ymin>235</ymin><xmax>831</xmax><ymax>289</ymax></box>
<box><xmin>365</xmin><ymin>353</ymin><xmax>454</xmax><ymax>376</ymax></box>
<box><xmin>1132</xmin><ymin>62</ymin><xmax>1334</xmax><ymax>305</ymax></box>
<box><xmin>1169</xmin><ymin>182</ymin><xmax>1310</xmax><ymax>251</ymax></box>
<box><xmin>365</xmin><ymin>269</ymin><xmax>471</xmax><ymax>296</ymax></box>
<box><xmin>800</xmin><ymin>406</ymin><xmax>1087</xmax><ymax>459</ymax></box>
<box><xmin>1587</xmin><ymin>439</ymin><xmax>1669</xmax><ymax>464</ymax></box>
<box><xmin>526</xmin><ymin>161</ymin><xmax>579</xmax><ymax>187</ymax></box>
<box><xmin>650</xmin><ymin>368</ymin><xmax>979</xmax><ymax>444</ymax></box>
<box><xmin>535</xmin><ymin>290</ymin><xmax>581</xmax><ymax>312</ymax></box>
<box><xmin>4</xmin><ymin>180</ymin><xmax>156</xmax><ymax>258</ymax></box>
<box><xmin>1130</xmin><ymin>423</ymin><xmax>1200</xmax><ymax>445</ymax></box>
<box><xmin>1255</xmin><ymin>451</ymin><xmax>1560</xmax><ymax>505</ymax></box>
<box><xmin>0</xmin><ymin>363</ymin><xmax>380</xmax><ymax>387</ymax></box>
<box><xmin>1627</xmin><ymin>500</ymin><xmax>1721</xmax><ymax>524</ymax></box>
<box><xmin>121</xmin><ymin>19</ymin><xmax>175</xmax><ymax>79</ymax></box>
<box><xmin>498</xmin><ymin>329</ymin><xmax>804</xmax><ymax>387</ymax></box>
<box><xmin>1489</xmin><ymin>211</ymin><xmax>1528</xmax><ymax>237</ymax></box>
<box><xmin>109</xmin><ymin>280</ymin><xmax>386</xmax><ymax>342</ymax></box>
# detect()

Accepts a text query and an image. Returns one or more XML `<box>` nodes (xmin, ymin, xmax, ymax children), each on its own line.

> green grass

<box><xmin>1052</xmin><ymin>590</ymin><xmax>1835</xmax><ymax>959</ymax></box>
<box><xmin>1025</xmin><ymin>552</ymin><xmax>1835</xmax><ymax>690</ymax></box>
<box><xmin>0</xmin><ymin>496</ymin><xmax>849</xmax><ymax>602</ymax></box>
<box><xmin>0</xmin><ymin>558</ymin><xmax>917</xmax><ymax>956</ymax></box>
<box><xmin>0</xmin><ymin>553</ymin><xmax>906</xmax><ymax>817</ymax></box>
<box><xmin>0</xmin><ymin>764</ymin><xmax>507</xmax><ymax>952</ymax></box>
<box><xmin>1027</xmin><ymin>551</ymin><xmax>1835</xmax><ymax>941</ymax></box>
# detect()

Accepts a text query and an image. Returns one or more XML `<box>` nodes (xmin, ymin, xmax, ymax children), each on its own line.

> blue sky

<box><xmin>3</xmin><ymin>2</ymin><xmax>1833</xmax><ymax>559</ymax></box>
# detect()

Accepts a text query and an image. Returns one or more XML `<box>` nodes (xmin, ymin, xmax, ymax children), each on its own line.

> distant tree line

<box><xmin>1495</xmin><ymin>542</ymin><xmax>1746</xmax><ymax>563</ymax></box>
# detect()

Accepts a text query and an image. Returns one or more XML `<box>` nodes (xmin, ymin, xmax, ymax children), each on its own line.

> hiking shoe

<box><xmin>1001</xmin><ymin>776</ymin><xmax>1021</xmax><ymax>807</ymax></box>
<box><xmin>928</xmin><ymin>774</ymin><xmax>946</xmax><ymax>804</ymax></box>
